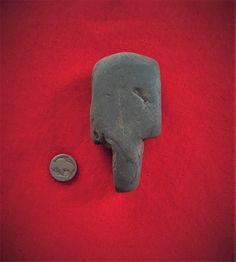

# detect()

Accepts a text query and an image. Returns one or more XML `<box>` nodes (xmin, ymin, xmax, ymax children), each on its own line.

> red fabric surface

<box><xmin>1</xmin><ymin>0</ymin><xmax>234</xmax><ymax>261</ymax></box>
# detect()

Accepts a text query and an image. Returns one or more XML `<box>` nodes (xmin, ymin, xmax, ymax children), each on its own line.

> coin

<box><xmin>49</xmin><ymin>154</ymin><xmax>77</xmax><ymax>182</ymax></box>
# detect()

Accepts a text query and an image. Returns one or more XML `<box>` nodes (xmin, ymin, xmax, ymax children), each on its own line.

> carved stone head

<box><xmin>90</xmin><ymin>52</ymin><xmax>161</xmax><ymax>192</ymax></box>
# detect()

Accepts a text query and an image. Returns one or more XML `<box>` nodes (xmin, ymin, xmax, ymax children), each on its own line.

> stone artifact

<box><xmin>49</xmin><ymin>154</ymin><xmax>77</xmax><ymax>182</ymax></box>
<box><xmin>90</xmin><ymin>52</ymin><xmax>161</xmax><ymax>192</ymax></box>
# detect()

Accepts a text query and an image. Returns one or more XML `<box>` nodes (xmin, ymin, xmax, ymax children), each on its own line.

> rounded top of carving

<box><xmin>93</xmin><ymin>52</ymin><xmax>158</xmax><ymax>75</ymax></box>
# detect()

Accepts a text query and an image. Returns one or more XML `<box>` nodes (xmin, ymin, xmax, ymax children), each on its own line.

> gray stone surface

<box><xmin>49</xmin><ymin>154</ymin><xmax>77</xmax><ymax>182</ymax></box>
<box><xmin>90</xmin><ymin>52</ymin><xmax>161</xmax><ymax>192</ymax></box>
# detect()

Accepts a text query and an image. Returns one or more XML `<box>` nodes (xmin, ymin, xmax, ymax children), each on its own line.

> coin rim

<box><xmin>49</xmin><ymin>153</ymin><xmax>77</xmax><ymax>182</ymax></box>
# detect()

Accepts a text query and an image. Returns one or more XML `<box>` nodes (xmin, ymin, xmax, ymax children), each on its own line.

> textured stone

<box><xmin>90</xmin><ymin>52</ymin><xmax>161</xmax><ymax>192</ymax></box>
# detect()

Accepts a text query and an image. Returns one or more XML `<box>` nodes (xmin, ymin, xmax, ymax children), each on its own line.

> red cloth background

<box><xmin>1</xmin><ymin>0</ymin><xmax>234</xmax><ymax>261</ymax></box>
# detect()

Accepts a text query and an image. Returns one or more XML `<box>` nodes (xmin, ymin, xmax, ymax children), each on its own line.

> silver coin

<box><xmin>49</xmin><ymin>154</ymin><xmax>77</xmax><ymax>182</ymax></box>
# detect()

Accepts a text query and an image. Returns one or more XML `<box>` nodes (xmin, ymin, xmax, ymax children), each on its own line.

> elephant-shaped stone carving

<box><xmin>90</xmin><ymin>52</ymin><xmax>161</xmax><ymax>192</ymax></box>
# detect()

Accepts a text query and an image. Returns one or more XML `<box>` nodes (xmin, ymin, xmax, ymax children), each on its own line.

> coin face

<box><xmin>49</xmin><ymin>154</ymin><xmax>77</xmax><ymax>182</ymax></box>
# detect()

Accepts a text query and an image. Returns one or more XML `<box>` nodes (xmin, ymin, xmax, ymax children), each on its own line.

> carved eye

<box><xmin>132</xmin><ymin>87</ymin><xmax>149</xmax><ymax>104</ymax></box>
